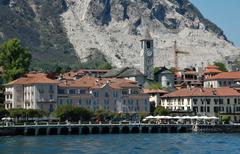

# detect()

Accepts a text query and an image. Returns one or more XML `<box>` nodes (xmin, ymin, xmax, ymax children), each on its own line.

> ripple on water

<box><xmin>0</xmin><ymin>134</ymin><xmax>240</xmax><ymax>154</ymax></box>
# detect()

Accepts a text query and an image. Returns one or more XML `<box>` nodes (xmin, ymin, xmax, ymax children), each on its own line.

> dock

<box><xmin>0</xmin><ymin>122</ymin><xmax>192</xmax><ymax>136</ymax></box>
<box><xmin>1</xmin><ymin>122</ymin><xmax>240</xmax><ymax>136</ymax></box>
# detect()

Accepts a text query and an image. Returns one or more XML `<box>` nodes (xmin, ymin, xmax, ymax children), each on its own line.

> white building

<box><xmin>143</xmin><ymin>89</ymin><xmax>168</xmax><ymax>107</ymax></box>
<box><xmin>161</xmin><ymin>87</ymin><xmax>240</xmax><ymax>122</ymax></box>
<box><xmin>4</xmin><ymin>73</ymin><xmax>58</xmax><ymax>112</ymax></box>
<box><xmin>204</xmin><ymin>72</ymin><xmax>240</xmax><ymax>88</ymax></box>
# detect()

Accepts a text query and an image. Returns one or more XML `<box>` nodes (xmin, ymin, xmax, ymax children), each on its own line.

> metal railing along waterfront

<box><xmin>0</xmin><ymin>121</ymin><xmax>193</xmax><ymax>136</ymax></box>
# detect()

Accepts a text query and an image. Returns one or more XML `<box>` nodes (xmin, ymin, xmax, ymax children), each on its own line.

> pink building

<box><xmin>57</xmin><ymin>77</ymin><xmax>150</xmax><ymax>113</ymax></box>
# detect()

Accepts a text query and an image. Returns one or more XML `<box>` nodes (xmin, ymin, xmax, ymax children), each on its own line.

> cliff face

<box><xmin>0</xmin><ymin>0</ymin><xmax>239</xmax><ymax>70</ymax></box>
<box><xmin>0</xmin><ymin>0</ymin><xmax>78</xmax><ymax>70</ymax></box>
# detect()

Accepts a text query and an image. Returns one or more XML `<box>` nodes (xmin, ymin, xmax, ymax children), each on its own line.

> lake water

<box><xmin>0</xmin><ymin>133</ymin><xmax>239</xmax><ymax>154</ymax></box>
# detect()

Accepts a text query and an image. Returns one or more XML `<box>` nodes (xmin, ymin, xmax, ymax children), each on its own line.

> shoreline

<box><xmin>1</xmin><ymin>123</ymin><xmax>240</xmax><ymax>136</ymax></box>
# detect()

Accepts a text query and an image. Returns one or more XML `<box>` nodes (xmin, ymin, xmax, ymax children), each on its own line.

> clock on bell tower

<box><xmin>140</xmin><ymin>29</ymin><xmax>154</xmax><ymax>80</ymax></box>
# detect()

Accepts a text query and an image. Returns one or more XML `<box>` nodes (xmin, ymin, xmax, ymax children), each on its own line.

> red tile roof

<box><xmin>6</xmin><ymin>73</ymin><xmax>59</xmax><ymax>85</ymax></box>
<box><xmin>206</xmin><ymin>72</ymin><xmax>240</xmax><ymax>80</ymax></box>
<box><xmin>62</xmin><ymin>71</ymin><xmax>77</xmax><ymax>80</ymax></box>
<box><xmin>77</xmin><ymin>69</ymin><xmax>109</xmax><ymax>74</ymax></box>
<box><xmin>58</xmin><ymin>77</ymin><xmax>139</xmax><ymax>89</ymax></box>
<box><xmin>204</xmin><ymin>68</ymin><xmax>222</xmax><ymax>74</ymax></box>
<box><xmin>206</xmin><ymin>66</ymin><xmax>219</xmax><ymax>69</ymax></box>
<box><xmin>161</xmin><ymin>87</ymin><xmax>240</xmax><ymax>98</ymax></box>
<box><xmin>143</xmin><ymin>89</ymin><xmax>168</xmax><ymax>94</ymax></box>
<box><xmin>184</xmin><ymin>71</ymin><xmax>198</xmax><ymax>75</ymax></box>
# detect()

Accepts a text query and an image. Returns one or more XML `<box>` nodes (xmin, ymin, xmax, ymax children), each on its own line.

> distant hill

<box><xmin>0</xmin><ymin>0</ymin><xmax>239</xmax><ymax>70</ymax></box>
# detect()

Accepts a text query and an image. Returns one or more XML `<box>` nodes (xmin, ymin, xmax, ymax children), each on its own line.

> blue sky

<box><xmin>190</xmin><ymin>0</ymin><xmax>240</xmax><ymax>47</ymax></box>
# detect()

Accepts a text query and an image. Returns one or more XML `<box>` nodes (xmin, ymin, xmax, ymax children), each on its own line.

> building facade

<box><xmin>204</xmin><ymin>72</ymin><xmax>240</xmax><ymax>88</ymax></box>
<box><xmin>144</xmin><ymin>89</ymin><xmax>168</xmax><ymax>107</ymax></box>
<box><xmin>5</xmin><ymin>74</ymin><xmax>150</xmax><ymax>114</ymax></box>
<box><xmin>161</xmin><ymin>87</ymin><xmax>240</xmax><ymax>122</ymax></box>
<box><xmin>4</xmin><ymin>73</ymin><xmax>58</xmax><ymax>112</ymax></box>
<box><xmin>57</xmin><ymin>77</ymin><xmax>150</xmax><ymax>113</ymax></box>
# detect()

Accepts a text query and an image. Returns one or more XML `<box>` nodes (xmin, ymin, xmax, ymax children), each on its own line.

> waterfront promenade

<box><xmin>0</xmin><ymin>122</ymin><xmax>192</xmax><ymax>136</ymax></box>
<box><xmin>1</xmin><ymin>122</ymin><xmax>240</xmax><ymax>136</ymax></box>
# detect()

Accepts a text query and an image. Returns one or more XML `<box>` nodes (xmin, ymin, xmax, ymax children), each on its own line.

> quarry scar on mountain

<box><xmin>0</xmin><ymin>0</ymin><xmax>239</xmax><ymax>69</ymax></box>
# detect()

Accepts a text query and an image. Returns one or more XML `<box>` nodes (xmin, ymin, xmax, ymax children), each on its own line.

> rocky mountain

<box><xmin>0</xmin><ymin>0</ymin><xmax>239</xmax><ymax>70</ymax></box>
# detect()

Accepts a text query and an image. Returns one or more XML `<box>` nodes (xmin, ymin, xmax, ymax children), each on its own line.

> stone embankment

<box><xmin>1</xmin><ymin>122</ymin><xmax>240</xmax><ymax>136</ymax></box>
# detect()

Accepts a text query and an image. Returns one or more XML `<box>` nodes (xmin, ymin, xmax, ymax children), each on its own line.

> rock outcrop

<box><xmin>0</xmin><ymin>0</ymin><xmax>239</xmax><ymax>69</ymax></box>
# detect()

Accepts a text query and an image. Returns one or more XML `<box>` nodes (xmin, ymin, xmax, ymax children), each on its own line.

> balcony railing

<box><xmin>4</xmin><ymin>91</ymin><xmax>12</xmax><ymax>95</ymax></box>
<box><xmin>37</xmin><ymin>99</ymin><xmax>56</xmax><ymax>103</ymax></box>
<box><xmin>4</xmin><ymin>100</ymin><xmax>12</xmax><ymax>104</ymax></box>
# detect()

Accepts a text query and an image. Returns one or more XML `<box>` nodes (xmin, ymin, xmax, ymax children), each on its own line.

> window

<box><xmin>146</xmin><ymin>41</ymin><xmax>151</xmax><ymax>49</ymax></box>
<box><xmin>80</xmin><ymin>89</ymin><xmax>86</xmax><ymax>94</ymax></box>
<box><xmin>219</xmin><ymin>99</ymin><xmax>223</xmax><ymax>104</ymax></box>
<box><xmin>228</xmin><ymin>81</ymin><xmax>231</xmax><ymax>85</ymax></box>
<box><xmin>105</xmin><ymin>92</ymin><xmax>109</xmax><ymax>98</ymax></box>
<box><xmin>223</xmin><ymin>81</ymin><xmax>226</xmax><ymax>86</ymax></box>
<box><xmin>69</xmin><ymin>89</ymin><xmax>76</xmax><ymax>94</ymax></box>
<box><xmin>49</xmin><ymin>104</ymin><xmax>53</xmax><ymax>112</ymax></box>
<box><xmin>145</xmin><ymin>100</ymin><xmax>148</xmax><ymax>105</ymax></box>
<box><xmin>227</xmin><ymin>99</ymin><xmax>230</xmax><ymax>105</ymax></box>
<box><xmin>93</xmin><ymin>91</ymin><xmax>99</xmax><ymax>97</ymax></box>
<box><xmin>214</xmin><ymin>99</ymin><xmax>218</xmax><ymax>105</ymax></box>
<box><xmin>193</xmin><ymin>107</ymin><xmax>198</xmax><ymax>113</ymax></box>
<box><xmin>193</xmin><ymin>99</ymin><xmax>198</xmax><ymax>105</ymax></box>
<box><xmin>58</xmin><ymin>89</ymin><xmax>65</xmax><ymax>94</ymax></box>
<box><xmin>207</xmin><ymin>107</ymin><xmax>210</xmax><ymax>112</ymax></box>
<box><xmin>206</xmin><ymin>99</ymin><xmax>211</xmax><ymax>105</ymax></box>
<box><xmin>104</xmin><ymin>99</ymin><xmax>109</xmax><ymax>105</ymax></box>
<box><xmin>219</xmin><ymin>81</ymin><xmax>222</xmax><ymax>86</ymax></box>
<box><xmin>214</xmin><ymin>107</ymin><xmax>218</xmax><ymax>113</ymax></box>
<box><xmin>122</xmin><ymin>90</ymin><xmax>128</xmax><ymax>95</ymax></box>
<box><xmin>113</xmin><ymin>91</ymin><xmax>118</xmax><ymax>97</ymax></box>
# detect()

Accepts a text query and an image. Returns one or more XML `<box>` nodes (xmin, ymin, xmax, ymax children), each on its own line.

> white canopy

<box><xmin>144</xmin><ymin>116</ymin><xmax>219</xmax><ymax>120</ymax></box>
<box><xmin>145</xmin><ymin>115</ymin><xmax>156</xmax><ymax>119</ymax></box>
<box><xmin>1</xmin><ymin>117</ymin><xmax>13</xmax><ymax>121</ymax></box>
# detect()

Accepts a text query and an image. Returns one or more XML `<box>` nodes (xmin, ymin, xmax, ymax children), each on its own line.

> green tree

<box><xmin>214</xmin><ymin>62</ymin><xmax>228</xmax><ymax>72</ymax></box>
<box><xmin>8</xmin><ymin>108</ymin><xmax>26</xmax><ymax>121</ymax></box>
<box><xmin>97</xmin><ymin>62</ymin><xmax>112</xmax><ymax>70</ymax></box>
<box><xmin>94</xmin><ymin>110</ymin><xmax>116</xmax><ymax>121</ymax></box>
<box><xmin>0</xmin><ymin>107</ymin><xmax>9</xmax><ymax>119</ymax></box>
<box><xmin>26</xmin><ymin>109</ymin><xmax>46</xmax><ymax>119</ymax></box>
<box><xmin>148</xmin><ymin>82</ymin><xmax>162</xmax><ymax>90</ymax></box>
<box><xmin>0</xmin><ymin>39</ymin><xmax>32</xmax><ymax>82</ymax></box>
<box><xmin>154</xmin><ymin>106</ymin><xmax>170</xmax><ymax>116</ymax></box>
<box><xmin>54</xmin><ymin>105</ymin><xmax>93</xmax><ymax>121</ymax></box>
<box><xmin>221</xmin><ymin>115</ymin><xmax>231</xmax><ymax>124</ymax></box>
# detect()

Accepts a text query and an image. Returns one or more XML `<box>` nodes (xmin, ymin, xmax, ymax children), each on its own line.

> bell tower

<box><xmin>140</xmin><ymin>29</ymin><xmax>154</xmax><ymax>80</ymax></box>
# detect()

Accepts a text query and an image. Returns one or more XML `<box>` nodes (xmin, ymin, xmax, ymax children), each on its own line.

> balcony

<box><xmin>4</xmin><ymin>100</ymin><xmax>12</xmax><ymax>104</ymax></box>
<box><xmin>4</xmin><ymin>91</ymin><xmax>12</xmax><ymax>95</ymax></box>
<box><xmin>37</xmin><ymin>99</ymin><xmax>56</xmax><ymax>103</ymax></box>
